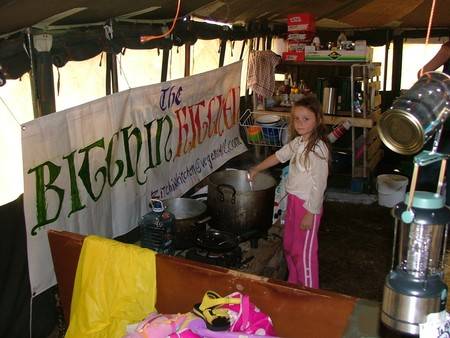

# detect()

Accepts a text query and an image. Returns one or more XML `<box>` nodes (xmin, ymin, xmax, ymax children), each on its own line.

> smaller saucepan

<box><xmin>164</xmin><ymin>197</ymin><xmax>209</xmax><ymax>250</ymax></box>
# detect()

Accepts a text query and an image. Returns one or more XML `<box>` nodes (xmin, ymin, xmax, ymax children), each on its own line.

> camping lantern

<box><xmin>381</xmin><ymin>191</ymin><xmax>450</xmax><ymax>335</ymax></box>
<box><xmin>379</xmin><ymin>71</ymin><xmax>450</xmax><ymax>335</ymax></box>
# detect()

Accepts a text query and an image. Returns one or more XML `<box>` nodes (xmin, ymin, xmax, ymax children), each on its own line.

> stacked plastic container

<box><xmin>282</xmin><ymin>13</ymin><xmax>316</xmax><ymax>62</ymax></box>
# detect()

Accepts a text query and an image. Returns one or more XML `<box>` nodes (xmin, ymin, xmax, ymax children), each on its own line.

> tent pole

<box><xmin>391</xmin><ymin>32</ymin><xmax>404</xmax><ymax>99</ymax></box>
<box><xmin>219</xmin><ymin>39</ymin><xmax>226</xmax><ymax>67</ymax></box>
<box><xmin>161</xmin><ymin>48</ymin><xmax>170</xmax><ymax>82</ymax></box>
<box><xmin>27</xmin><ymin>29</ymin><xmax>56</xmax><ymax>117</ymax></box>
<box><xmin>106</xmin><ymin>52</ymin><xmax>112</xmax><ymax>95</ymax></box>
<box><xmin>26</xmin><ymin>29</ymin><xmax>40</xmax><ymax>118</ymax></box>
<box><xmin>184</xmin><ymin>43</ymin><xmax>191</xmax><ymax>77</ymax></box>
<box><xmin>383</xmin><ymin>29</ymin><xmax>391</xmax><ymax>93</ymax></box>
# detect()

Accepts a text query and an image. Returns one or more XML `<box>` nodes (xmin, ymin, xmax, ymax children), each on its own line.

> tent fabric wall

<box><xmin>0</xmin><ymin>20</ymin><xmax>283</xmax><ymax>81</ymax></box>
<box><xmin>0</xmin><ymin>195</ymin><xmax>59</xmax><ymax>337</ymax></box>
<box><xmin>0</xmin><ymin>196</ymin><xmax>30</xmax><ymax>337</ymax></box>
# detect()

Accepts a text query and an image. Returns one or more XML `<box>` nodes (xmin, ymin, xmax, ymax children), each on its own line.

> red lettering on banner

<box><xmin>222</xmin><ymin>87</ymin><xmax>238</xmax><ymax>130</ymax></box>
<box><xmin>174</xmin><ymin>106</ymin><xmax>192</xmax><ymax>156</ymax></box>
<box><xmin>207</xmin><ymin>96</ymin><xmax>221</xmax><ymax>138</ymax></box>
<box><xmin>174</xmin><ymin>86</ymin><xmax>240</xmax><ymax>156</ymax></box>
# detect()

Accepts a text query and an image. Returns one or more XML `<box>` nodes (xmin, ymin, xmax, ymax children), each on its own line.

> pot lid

<box><xmin>164</xmin><ymin>198</ymin><xmax>207</xmax><ymax>220</ymax></box>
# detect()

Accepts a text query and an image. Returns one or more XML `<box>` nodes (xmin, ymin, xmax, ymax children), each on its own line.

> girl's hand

<box><xmin>299</xmin><ymin>211</ymin><xmax>314</xmax><ymax>230</ymax></box>
<box><xmin>247</xmin><ymin>167</ymin><xmax>258</xmax><ymax>181</ymax></box>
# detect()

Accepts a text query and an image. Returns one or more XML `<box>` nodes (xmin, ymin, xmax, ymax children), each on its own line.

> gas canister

<box><xmin>139</xmin><ymin>199</ymin><xmax>174</xmax><ymax>254</ymax></box>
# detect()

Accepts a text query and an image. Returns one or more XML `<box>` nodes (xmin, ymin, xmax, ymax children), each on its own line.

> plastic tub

<box><xmin>377</xmin><ymin>174</ymin><xmax>409</xmax><ymax>207</ymax></box>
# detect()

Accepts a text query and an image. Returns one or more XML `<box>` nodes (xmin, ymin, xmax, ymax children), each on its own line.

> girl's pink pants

<box><xmin>283</xmin><ymin>193</ymin><xmax>322</xmax><ymax>289</ymax></box>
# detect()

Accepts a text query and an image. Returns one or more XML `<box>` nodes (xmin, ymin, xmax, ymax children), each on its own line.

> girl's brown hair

<box><xmin>289</xmin><ymin>94</ymin><xmax>331</xmax><ymax>168</ymax></box>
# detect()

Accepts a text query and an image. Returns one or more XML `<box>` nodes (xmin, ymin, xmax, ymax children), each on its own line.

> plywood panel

<box><xmin>48</xmin><ymin>230</ymin><xmax>363</xmax><ymax>338</ymax></box>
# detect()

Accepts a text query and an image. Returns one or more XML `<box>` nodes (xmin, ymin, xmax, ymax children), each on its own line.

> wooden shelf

<box><xmin>279</xmin><ymin>61</ymin><xmax>375</xmax><ymax>67</ymax></box>
<box><xmin>255</xmin><ymin>110</ymin><xmax>374</xmax><ymax>128</ymax></box>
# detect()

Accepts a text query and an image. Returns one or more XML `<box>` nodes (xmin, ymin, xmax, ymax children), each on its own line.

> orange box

<box><xmin>287</xmin><ymin>13</ymin><xmax>316</xmax><ymax>32</ymax></box>
<box><xmin>282</xmin><ymin>51</ymin><xmax>305</xmax><ymax>62</ymax></box>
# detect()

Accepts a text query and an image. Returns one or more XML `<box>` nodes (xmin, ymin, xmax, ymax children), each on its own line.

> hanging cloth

<box><xmin>65</xmin><ymin>235</ymin><xmax>157</xmax><ymax>338</ymax></box>
<box><xmin>247</xmin><ymin>50</ymin><xmax>281</xmax><ymax>98</ymax></box>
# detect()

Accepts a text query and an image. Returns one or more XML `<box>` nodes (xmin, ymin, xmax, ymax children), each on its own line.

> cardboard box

<box><xmin>305</xmin><ymin>48</ymin><xmax>373</xmax><ymax>62</ymax></box>
<box><xmin>282</xmin><ymin>51</ymin><xmax>305</xmax><ymax>62</ymax></box>
<box><xmin>288</xmin><ymin>32</ymin><xmax>315</xmax><ymax>42</ymax></box>
<box><xmin>287</xmin><ymin>41</ymin><xmax>307</xmax><ymax>52</ymax></box>
<box><xmin>287</xmin><ymin>13</ymin><xmax>315</xmax><ymax>32</ymax></box>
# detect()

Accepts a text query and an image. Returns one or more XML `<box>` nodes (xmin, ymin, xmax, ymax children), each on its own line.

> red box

<box><xmin>282</xmin><ymin>51</ymin><xmax>305</xmax><ymax>62</ymax></box>
<box><xmin>287</xmin><ymin>13</ymin><xmax>316</xmax><ymax>32</ymax></box>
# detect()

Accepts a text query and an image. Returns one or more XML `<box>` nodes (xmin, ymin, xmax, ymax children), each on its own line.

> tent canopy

<box><xmin>0</xmin><ymin>0</ymin><xmax>448</xmax><ymax>80</ymax></box>
<box><xmin>0</xmin><ymin>0</ymin><xmax>449</xmax><ymax>37</ymax></box>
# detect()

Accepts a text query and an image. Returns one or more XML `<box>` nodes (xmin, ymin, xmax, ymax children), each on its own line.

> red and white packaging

<box><xmin>282</xmin><ymin>51</ymin><xmax>305</xmax><ymax>62</ymax></box>
<box><xmin>288</xmin><ymin>32</ymin><xmax>315</xmax><ymax>43</ymax></box>
<box><xmin>287</xmin><ymin>41</ymin><xmax>307</xmax><ymax>52</ymax></box>
<box><xmin>287</xmin><ymin>13</ymin><xmax>316</xmax><ymax>33</ymax></box>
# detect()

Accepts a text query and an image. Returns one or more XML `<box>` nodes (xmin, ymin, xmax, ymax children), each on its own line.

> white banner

<box><xmin>22</xmin><ymin>61</ymin><xmax>247</xmax><ymax>296</ymax></box>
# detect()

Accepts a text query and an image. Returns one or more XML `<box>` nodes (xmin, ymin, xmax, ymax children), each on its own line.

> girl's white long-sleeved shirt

<box><xmin>275</xmin><ymin>136</ymin><xmax>329</xmax><ymax>214</ymax></box>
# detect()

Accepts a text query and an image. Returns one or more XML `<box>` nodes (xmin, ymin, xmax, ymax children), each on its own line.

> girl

<box><xmin>248</xmin><ymin>95</ymin><xmax>330</xmax><ymax>288</ymax></box>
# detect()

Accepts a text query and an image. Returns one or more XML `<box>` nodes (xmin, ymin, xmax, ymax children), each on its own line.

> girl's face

<box><xmin>292</xmin><ymin>106</ymin><xmax>318</xmax><ymax>139</ymax></box>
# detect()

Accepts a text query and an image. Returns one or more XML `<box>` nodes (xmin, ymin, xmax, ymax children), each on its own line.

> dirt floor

<box><xmin>319</xmin><ymin>200</ymin><xmax>394</xmax><ymax>302</ymax></box>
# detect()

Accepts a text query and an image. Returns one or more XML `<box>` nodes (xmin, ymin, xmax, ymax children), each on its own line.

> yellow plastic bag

<box><xmin>65</xmin><ymin>235</ymin><xmax>157</xmax><ymax>338</ymax></box>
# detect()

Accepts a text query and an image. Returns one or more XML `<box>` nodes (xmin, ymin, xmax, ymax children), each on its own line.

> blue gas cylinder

<box><xmin>139</xmin><ymin>199</ymin><xmax>175</xmax><ymax>254</ymax></box>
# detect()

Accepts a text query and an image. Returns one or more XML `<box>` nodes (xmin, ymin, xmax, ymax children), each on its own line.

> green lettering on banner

<box><xmin>121</xmin><ymin>124</ymin><xmax>146</xmax><ymax>185</ymax></box>
<box><xmin>157</xmin><ymin>116</ymin><xmax>173</xmax><ymax>163</ymax></box>
<box><xmin>78</xmin><ymin>139</ymin><xmax>107</xmax><ymax>201</ymax></box>
<box><xmin>144</xmin><ymin>116</ymin><xmax>173</xmax><ymax>172</ymax></box>
<box><xmin>63</xmin><ymin>150</ymin><xmax>86</xmax><ymax>217</ymax></box>
<box><xmin>105</xmin><ymin>132</ymin><xmax>124</xmax><ymax>187</ymax></box>
<box><xmin>28</xmin><ymin>161</ymin><xmax>64</xmax><ymax>235</ymax></box>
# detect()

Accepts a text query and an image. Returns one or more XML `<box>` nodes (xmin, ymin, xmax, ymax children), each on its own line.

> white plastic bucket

<box><xmin>377</xmin><ymin>174</ymin><xmax>409</xmax><ymax>207</ymax></box>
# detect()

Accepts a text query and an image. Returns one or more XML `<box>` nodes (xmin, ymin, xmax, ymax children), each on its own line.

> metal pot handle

<box><xmin>216</xmin><ymin>184</ymin><xmax>236</xmax><ymax>204</ymax></box>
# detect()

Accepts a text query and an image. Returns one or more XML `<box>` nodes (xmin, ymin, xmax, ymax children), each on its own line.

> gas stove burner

<box><xmin>185</xmin><ymin>246</ymin><xmax>242</xmax><ymax>268</ymax></box>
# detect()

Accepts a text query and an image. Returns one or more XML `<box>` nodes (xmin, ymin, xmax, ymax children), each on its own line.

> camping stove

<box><xmin>185</xmin><ymin>246</ymin><xmax>242</xmax><ymax>268</ymax></box>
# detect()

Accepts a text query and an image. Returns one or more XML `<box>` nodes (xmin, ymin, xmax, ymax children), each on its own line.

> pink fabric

<box><xmin>125</xmin><ymin>312</ymin><xmax>202</xmax><ymax>338</ymax></box>
<box><xmin>283</xmin><ymin>193</ymin><xmax>322</xmax><ymax>288</ymax></box>
<box><xmin>221</xmin><ymin>292</ymin><xmax>276</xmax><ymax>336</ymax></box>
<box><xmin>125</xmin><ymin>292</ymin><xmax>277</xmax><ymax>337</ymax></box>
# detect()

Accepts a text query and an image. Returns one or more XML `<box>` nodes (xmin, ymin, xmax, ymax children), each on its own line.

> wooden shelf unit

<box><xmin>265</xmin><ymin>61</ymin><xmax>383</xmax><ymax>180</ymax></box>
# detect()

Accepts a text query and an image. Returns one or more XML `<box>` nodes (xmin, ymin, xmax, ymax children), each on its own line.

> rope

<box><xmin>140</xmin><ymin>0</ymin><xmax>181</xmax><ymax>43</ymax></box>
<box><xmin>0</xmin><ymin>95</ymin><xmax>22</xmax><ymax>127</ymax></box>
<box><xmin>419</xmin><ymin>0</ymin><xmax>437</xmax><ymax>77</ymax></box>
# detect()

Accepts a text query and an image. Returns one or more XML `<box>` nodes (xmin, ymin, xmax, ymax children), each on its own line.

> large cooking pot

<box><xmin>207</xmin><ymin>169</ymin><xmax>277</xmax><ymax>235</ymax></box>
<box><xmin>164</xmin><ymin>197</ymin><xmax>208</xmax><ymax>249</ymax></box>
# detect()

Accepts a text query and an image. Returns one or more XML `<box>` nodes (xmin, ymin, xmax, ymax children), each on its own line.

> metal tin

<box><xmin>378</xmin><ymin>72</ymin><xmax>450</xmax><ymax>155</ymax></box>
<box><xmin>322</xmin><ymin>87</ymin><xmax>336</xmax><ymax>115</ymax></box>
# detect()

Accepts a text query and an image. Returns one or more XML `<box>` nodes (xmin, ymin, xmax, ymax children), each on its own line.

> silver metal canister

<box><xmin>322</xmin><ymin>87</ymin><xmax>337</xmax><ymax>115</ymax></box>
<box><xmin>378</xmin><ymin>72</ymin><xmax>450</xmax><ymax>155</ymax></box>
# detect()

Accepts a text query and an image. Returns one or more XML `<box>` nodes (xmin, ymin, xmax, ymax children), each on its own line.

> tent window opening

<box><xmin>224</xmin><ymin>40</ymin><xmax>250</xmax><ymax>97</ymax></box>
<box><xmin>191</xmin><ymin>39</ymin><xmax>221</xmax><ymax>75</ymax></box>
<box><xmin>400</xmin><ymin>38</ymin><xmax>448</xmax><ymax>90</ymax></box>
<box><xmin>117</xmin><ymin>49</ymin><xmax>163</xmax><ymax>91</ymax></box>
<box><xmin>167</xmin><ymin>46</ymin><xmax>185</xmax><ymax>81</ymax></box>
<box><xmin>54</xmin><ymin>54</ymin><xmax>106</xmax><ymax>112</ymax></box>
<box><xmin>372</xmin><ymin>43</ymin><xmax>394</xmax><ymax>92</ymax></box>
<box><xmin>0</xmin><ymin>74</ymin><xmax>34</xmax><ymax>205</ymax></box>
